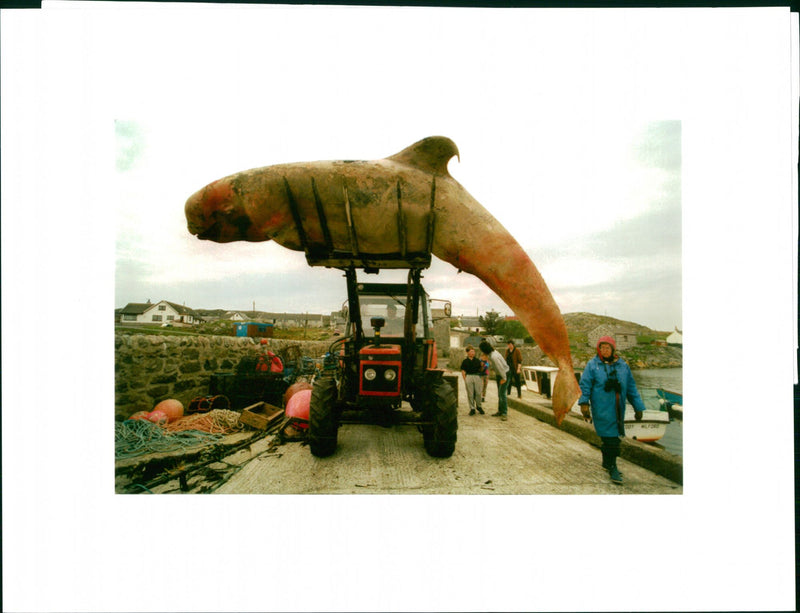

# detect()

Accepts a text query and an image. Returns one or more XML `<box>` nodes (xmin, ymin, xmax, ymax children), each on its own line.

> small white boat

<box><xmin>521</xmin><ymin>365</ymin><xmax>559</xmax><ymax>397</ymax></box>
<box><xmin>623</xmin><ymin>407</ymin><xmax>670</xmax><ymax>443</ymax></box>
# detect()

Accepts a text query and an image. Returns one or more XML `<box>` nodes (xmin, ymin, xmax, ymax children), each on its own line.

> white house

<box><xmin>666</xmin><ymin>327</ymin><xmax>683</xmax><ymax>346</ymax></box>
<box><xmin>118</xmin><ymin>300</ymin><xmax>196</xmax><ymax>325</ymax></box>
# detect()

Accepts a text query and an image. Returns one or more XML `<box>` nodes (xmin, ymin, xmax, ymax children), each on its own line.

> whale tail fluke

<box><xmin>552</xmin><ymin>369</ymin><xmax>581</xmax><ymax>426</ymax></box>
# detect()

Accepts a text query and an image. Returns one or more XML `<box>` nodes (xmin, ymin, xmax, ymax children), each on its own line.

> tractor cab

<box><xmin>340</xmin><ymin>277</ymin><xmax>440</xmax><ymax>408</ymax></box>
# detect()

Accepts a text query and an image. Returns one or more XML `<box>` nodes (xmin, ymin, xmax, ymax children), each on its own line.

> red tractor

<box><xmin>308</xmin><ymin>267</ymin><xmax>457</xmax><ymax>458</ymax></box>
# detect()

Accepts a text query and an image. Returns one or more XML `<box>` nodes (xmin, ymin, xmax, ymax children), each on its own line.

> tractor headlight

<box><xmin>384</xmin><ymin>369</ymin><xmax>397</xmax><ymax>382</ymax></box>
<box><xmin>364</xmin><ymin>368</ymin><xmax>377</xmax><ymax>381</ymax></box>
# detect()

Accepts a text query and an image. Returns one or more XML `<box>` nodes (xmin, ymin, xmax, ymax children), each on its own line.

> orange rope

<box><xmin>165</xmin><ymin>409</ymin><xmax>244</xmax><ymax>434</ymax></box>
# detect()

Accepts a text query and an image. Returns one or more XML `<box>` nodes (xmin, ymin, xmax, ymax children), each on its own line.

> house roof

<box><xmin>459</xmin><ymin>316</ymin><xmax>483</xmax><ymax>327</ymax></box>
<box><xmin>119</xmin><ymin>301</ymin><xmax>197</xmax><ymax>315</ymax></box>
<box><xmin>119</xmin><ymin>302</ymin><xmax>152</xmax><ymax>315</ymax></box>
<box><xmin>163</xmin><ymin>301</ymin><xmax>196</xmax><ymax>315</ymax></box>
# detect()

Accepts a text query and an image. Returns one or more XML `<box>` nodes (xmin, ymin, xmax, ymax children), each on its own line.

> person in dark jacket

<box><xmin>460</xmin><ymin>345</ymin><xmax>485</xmax><ymax>416</ymax></box>
<box><xmin>578</xmin><ymin>336</ymin><xmax>646</xmax><ymax>485</ymax></box>
<box><xmin>505</xmin><ymin>340</ymin><xmax>523</xmax><ymax>398</ymax></box>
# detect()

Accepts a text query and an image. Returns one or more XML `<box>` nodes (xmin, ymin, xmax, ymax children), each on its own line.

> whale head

<box><xmin>185</xmin><ymin>175</ymin><xmax>258</xmax><ymax>243</ymax></box>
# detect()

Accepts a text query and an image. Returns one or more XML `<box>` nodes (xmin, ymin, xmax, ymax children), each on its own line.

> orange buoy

<box><xmin>153</xmin><ymin>399</ymin><xmax>184</xmax><ymax>423</ymax></box>
<box><xmin>129</xmin><ymin>410</ymin><xmax>151</xmax><ymax>421</ymax></box>
<box><xmin>283</xmin><ymin>381</ymin><xmax>313</xmax><ymax>406</ymax></box>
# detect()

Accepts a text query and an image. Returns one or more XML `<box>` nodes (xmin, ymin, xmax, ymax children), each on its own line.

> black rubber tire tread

<box><xmin>422</xmin><ymin>379</ymin><xmax>458</xmax><ymax>458</ymax></box>
<box><xmin>309</xmin><ymin>376</ymin><xmax>339</xmax><ymax>457</ymax></box>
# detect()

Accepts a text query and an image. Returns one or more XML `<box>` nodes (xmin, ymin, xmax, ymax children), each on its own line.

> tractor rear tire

<box><xmin>309</xmin><ymin>377</ymin><xmax>339</xmax><ymax>458</ymax></box>
<box><xmin>422</xmin><ymin>379</ymin><xmax>458</xmax><ymax>458</ymax></box>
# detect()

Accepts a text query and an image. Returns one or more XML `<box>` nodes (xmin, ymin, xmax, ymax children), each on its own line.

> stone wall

<box><xmin>114</xmin><ymin>334</ymin><xmax>330</xmax><ymax>421</ymax></box>
<box><xmin>445</xmin><ymin>344</ymin><xmax>552</xmax><ymax>371</ymax></box>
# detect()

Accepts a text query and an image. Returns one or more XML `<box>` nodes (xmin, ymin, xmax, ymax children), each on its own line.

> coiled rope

<box><xmin>115</xmin><ymin>419</ymin><xmax>221</xmax><ymax>460</ymax></box>
<box><xmin>116</xmin><ymin>410</ymin><xmax>249</xmax><ymax>459</ymax></box>
<box><xmin>165</xmin><ymin>409</ymin><xmax>244</xmax><ymax>434</ymax></box>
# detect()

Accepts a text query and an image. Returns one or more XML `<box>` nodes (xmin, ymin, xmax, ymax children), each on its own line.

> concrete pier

<box><xmin>506</xmin><ymin>392</ymin><xmax>683</xmax><ymax>485</ymax></box>
<box><xmin>208</xmin><ymin>371</ymin><xmax>682</xmax><ymax>495</ymax></box>
<box><xmin>116</xmin><ymin>369</ymin><xmax>682</xmax><ymax>494</ymax></box>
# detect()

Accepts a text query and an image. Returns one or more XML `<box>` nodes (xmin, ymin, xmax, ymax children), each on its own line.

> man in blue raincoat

<box><xmin>579</xmin><ymin>336</ymin><xmax>646</xmax><ymax>485</ymax></box>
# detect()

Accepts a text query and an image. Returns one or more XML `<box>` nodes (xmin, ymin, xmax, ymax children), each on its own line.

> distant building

<box><xmin>588</xmin><ymin>324</ymin><xmax>638</xmax><ymax>350</ymax></box>
<box><xmin>666</xmin><ymin>327</ymin><xmax>683</xmax><ymax>346</ymax></box>
<box><xmin>223</xmin><ymin>311</ymin><xmax>327</xmax><ymax>328</ymax></box>
<box><xmin>117</xmin><ymin>300</ymin><xmax>197</xmax><ymax>325</ymax></box>
<box><xmin>234</xmin><ymin>322</ymin><xmax>274</xmax><ymax>338</ymax></box>
<box><xmin>454</xmin><ymin>316</ymin><xmax>484</xmax><ymax>332</ymax></box>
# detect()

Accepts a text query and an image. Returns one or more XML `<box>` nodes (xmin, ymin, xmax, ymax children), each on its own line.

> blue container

<box><xmin>234</xmin><ymin>322</ymin><xmax>273</xmax><ymax>338</ymax></box>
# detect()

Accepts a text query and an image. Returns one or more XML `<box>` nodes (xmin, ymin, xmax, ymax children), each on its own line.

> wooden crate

<box><xmin>239</xmin><ymin>402</ymin><xmax>284</xmax><ymax>430</ymax></box>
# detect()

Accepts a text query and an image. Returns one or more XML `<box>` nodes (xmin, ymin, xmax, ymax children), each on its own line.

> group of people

<box><xmin>459</xmin><ymin>339</ymin><xmax>523</xmax><ymax>422</ymax></box>
<box><xmin>459</xmin><ymin>334</ymin><xmax>647</xmax><ymax>486</ymax></box>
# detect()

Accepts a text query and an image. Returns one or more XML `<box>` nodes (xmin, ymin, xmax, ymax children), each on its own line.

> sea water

<box><xmin>631</xmin><ymin>367</ymin><xmax>683</xmax><ymax>456</ymax></box>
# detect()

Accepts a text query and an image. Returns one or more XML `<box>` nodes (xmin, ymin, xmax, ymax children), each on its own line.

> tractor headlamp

<box><xmin>364</xmin><ymin>368</ymin><xmax>377</xmax><ymax>381</ymax></box>
<box><xmin>384</xmin><ymin>369</ymin><xmax>397</xmax><ymax>382</ymax></box>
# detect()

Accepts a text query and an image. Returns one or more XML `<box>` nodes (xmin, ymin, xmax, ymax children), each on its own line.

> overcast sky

<box><xmin>110</xmin><ymin>7</ymin><xmax>683</xmax><ymax>330</ymax></box>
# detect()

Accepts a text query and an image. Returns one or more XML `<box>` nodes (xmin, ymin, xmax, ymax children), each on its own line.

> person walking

<box><xmin>578</xmin><ymin>336</ymin><xmax>646</xmax><ymax>485</ymax></box>
<box><xmin>479</xmin><ymin>340</ymin><xmax>510</xmax><ymax>421</ymax></box>
<box><xmin>505</xmin><ymin>340</ymin><xmax>523</xmax><ymax>399</ymax></box>
<box><xmin>460</xmin><ymin>345</ymin><xmax>485</xmax><ymax>416</ymax></box>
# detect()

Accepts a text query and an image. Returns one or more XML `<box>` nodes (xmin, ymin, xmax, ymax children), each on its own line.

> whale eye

<box><xmin>232</xmin><ymin>214</ymin><xmax>253</xmax><ymax>237</ymax></box>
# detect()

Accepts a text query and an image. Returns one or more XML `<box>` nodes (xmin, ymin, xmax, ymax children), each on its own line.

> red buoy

<box><xmin>285</xmin><ymin>389</ymin><xmax>311</xmax><ymax>429</ymax></box>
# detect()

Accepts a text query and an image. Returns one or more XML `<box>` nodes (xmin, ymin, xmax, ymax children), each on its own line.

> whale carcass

<box><xmin>185</xmin><ymin>136</ymin><xmax>581</xmax><ymax>423</ymax></box>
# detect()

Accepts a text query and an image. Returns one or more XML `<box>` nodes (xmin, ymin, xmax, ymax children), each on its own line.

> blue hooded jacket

<box><xmin>578</xmin><ymin>337</ymin><xmax>646</xmax><ymax>438</ymax></box>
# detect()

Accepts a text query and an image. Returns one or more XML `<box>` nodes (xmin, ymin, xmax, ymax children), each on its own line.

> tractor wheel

<box><xmin>422</xmin><ymin>379</ymin><xmax>458</xmax><ymax>458</ymax></box>
<box><xmin>309</xmin><ymin>376</ymin><xmax>339</xmax><ymax>458</ymax></box>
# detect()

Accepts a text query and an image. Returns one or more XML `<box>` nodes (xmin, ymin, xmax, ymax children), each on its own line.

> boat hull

<box><xmin>624</xmin><ymin>409</ymin><xmax>670</xmax><ymax>442</ymax></box>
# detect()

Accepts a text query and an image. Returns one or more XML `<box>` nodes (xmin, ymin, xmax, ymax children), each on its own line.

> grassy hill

<box><xmin>561</xmin><ymin>312</ymin><xmax>679</xmax><ymax>369</ymax></box>
<box><xmin>563</xmin><ymin>312</ymin><xmax>668</xmax><ymax>346</ymax></box>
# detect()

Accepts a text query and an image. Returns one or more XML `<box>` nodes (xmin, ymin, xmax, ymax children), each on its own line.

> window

<box><xmin>122</xmin><ymin>314</ymin><xmax>137</xmax><ymax>321</ymax></box>
<box><xmin>166</xmin><ymin>315</ymin><xmax>174</xmax><ymax>321</ymax></box>
<box><xmin>152</xmin><ymin>315</ymin><xmax>162</xmax><ymax>322</ymax></box>
<box><xmin>158</xmin><ymin>305</ymin><xmax>166</xmax><ymax>311</ymax></box>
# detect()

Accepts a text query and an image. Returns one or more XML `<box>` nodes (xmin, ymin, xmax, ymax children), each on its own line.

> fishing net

<box><xmin>115</xmin><ymin>410</ymin><xmax>245</xmax><ymax>460</ymax></box>
<box><xmin>115</xmin><ymin>419</ymin><xmax>221</xmax><ymax>460</ymax></box>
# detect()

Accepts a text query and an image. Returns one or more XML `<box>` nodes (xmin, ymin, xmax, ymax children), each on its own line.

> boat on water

<box><xmin>623</xmin><ymin>407</ymin><xmax>670</xmax><ymax>443</ymax></box>
<box><xmin>656</xmin><ymin>388</ymin><xmax>683</xmax><ymax>406</ymax></box>
<box><xmin>655</xmin><ymin>388</ymin><xmax>683</xmax><ymax>421</ymax></box>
